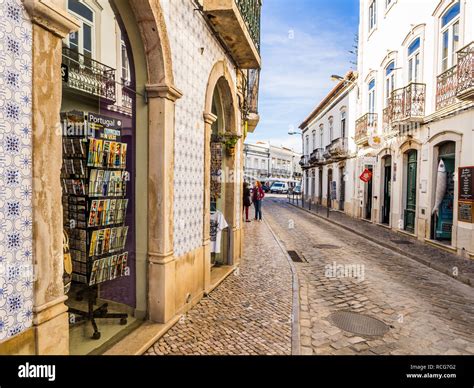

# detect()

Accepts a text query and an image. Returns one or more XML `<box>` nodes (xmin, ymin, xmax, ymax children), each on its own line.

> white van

<box><xmin>270</xmin><ymin>182</ymin><xmax>289</xmax><ymax>194</ymax></box>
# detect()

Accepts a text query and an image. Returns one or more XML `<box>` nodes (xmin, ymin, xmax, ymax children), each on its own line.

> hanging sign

<box><xmin>359</xmin><ymin>169</ymin><xmax>373</xmax><ymax>183</ymax></box>
<box><xmin>61</xmin><ymin>63</ymin><xmax>69</xmax><ymax>83</ymax></box>
<box><xmin>458</xmin><ymin>201</ymin><xmax>474</xmax><ymax>223</ymax></box>
<box><xmin>459</xmin><ymin>167</ymin><xmax>474</xmax><ymax>202</ymax></box>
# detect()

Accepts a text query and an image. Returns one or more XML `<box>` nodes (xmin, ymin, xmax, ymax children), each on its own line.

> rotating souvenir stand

<box><xmin>61</xmin><ymin>111</ymin><xmax>129</xmax><ymax>340</ymax></box>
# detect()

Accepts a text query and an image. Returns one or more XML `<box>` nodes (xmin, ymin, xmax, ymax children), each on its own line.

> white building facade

<box><xmin>244</xmin><ymin>142</ymin><xmax>302</xmax><ymax>184</ymax></box>
<box><xmin>299</xmin><ymin>72</ymin><xmax>359</xmax><ymax>215</ymax></box>
<box><xmin>355</xmin><ymin>0</ymin><xmax>474</xmax><ymax>256</ymax></box>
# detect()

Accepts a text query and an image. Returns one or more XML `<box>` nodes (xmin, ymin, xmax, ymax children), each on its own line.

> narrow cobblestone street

<box><xmin>145</xmin><ymin>195</ymin><xmax>474</xmax><ymax>356</ymax></box>
<box><xmin>265</xmin><ymin>196</ymin><xmax>474</xmax><ymax>356</ymax></box>
<box><xmin>145</xmin><ymin>219</ymin><xmax>294</xmax><ymax>355</ymax></box>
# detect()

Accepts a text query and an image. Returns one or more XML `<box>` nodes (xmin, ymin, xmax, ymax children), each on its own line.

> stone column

<box><xmin>203</xmin><ymin>112</ymin><xmax>217</xmax><ymax>291</ymax></box>
<box><xmin>22</xmin><ymin>0</ymin><xmax>80</xmax><ymax>355</ymax></box>
<box><xmin>146</xmin><ymin>83</ymin><xmax>182</xmax><ymax>323</ymax></box>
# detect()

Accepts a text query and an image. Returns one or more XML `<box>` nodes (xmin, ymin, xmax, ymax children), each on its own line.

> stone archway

<box><xmin>23</xmin><ymin>0</ymin><xmax>180</xmax><ymax>352</ymax></box>
<box><xmin>202</xmin><ymin>60</ymin><xmax>239</xmax><ymax>291</ymax></box>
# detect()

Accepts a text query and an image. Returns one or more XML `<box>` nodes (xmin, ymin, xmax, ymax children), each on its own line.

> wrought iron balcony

<box><xmin>355</xmin><ymin>113</ymin><xmax>377</xmax><ymax>146</ymax></box>
<box><xmin>122</xmin><ymin>82</ymin><xmax>133</xmax><ymax>113</ymax></box>
<box><xmin>299</xmin><ymin>155</ymin><xmax>310</xmax><ymax>168</ymax></box>
<box><xmin>391</xmin><ymin>83</ymin><xmax>426</xmax><ymax>123</ymax></box>
<box><xmin>383</xmin><ymin>106</ymin><xmax>392</xmax><ymax>133</ymax></box>
<box><xmin>436</xmin><ymin>66</ymin><xmax>458</xmax><ymax>111</ymax></box>
<box><xmin>328</xmin><ymin>138</ymin><xmax>349</xmax><ymax>159</ymax></box>
<box><xmin>310</xmin><ymin>148</ymin><xmax>325</xmax><ymax>164</ymax></box>
<box><xmin>235</xmin><ymin>0</ymin><xmax>261</xmax><ymax>51</ymax></box>
<box><xmin>323</xmin><ymin>146</ymin><xmax>332</xmax><ymax>160</ymax></box>
<box><xmin>244</xmin><ymin>68</ymin><xmax>260</xmax><ymax>133</ymax></box>
<box><xmin>62</xmin><ymin>46</ymin><xmax>116</xmax><ymax>104</ymax></box>
<box><xmin>203</xmin><ymin>0</ymin><xmax>261</xmax><ymax>68</ymax></box>
<box><xmin>456</xmin><ymin>42</ymin><xmax>474</xmax><ymax>101</ymax></box>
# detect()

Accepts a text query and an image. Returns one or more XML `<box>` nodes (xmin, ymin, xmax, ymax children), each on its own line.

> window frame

<box><xmin>368</xmin><ymin>0</ymin><xmax>377</xmax><ymax>33</ymax></box>
<box><xmin>407</xmin><ymin>38</ymin><xmax>422</xmax><ymax>83</ymax></box>
<box><xmin>384</xmin><ymin>61</ymin><xmax>395</xmax><ymax>107</ymax></box>
<box><xmin>66</xmin><ymin>0</ymin><xmax>95</xmax><ymax>59</ymax></box>
<box><xmin>368</xmin><ymin>79</ymin><xmax>376</xmax><ymax>113</ymax></box>
<box><xmin>440</xmin><ymin>2</ymin><xmax>461</xmax><ymax>73</ymax></box>
<box><xmin>340</xmin><ymin>110</ymin><xmax>347</xmax><ymax>139</ymax></box>
<box><xmin>319</xmin><ymin>124</ymin><xmax>324</xmax><ymax>149</ymax></box>
<box><xmin>328</xmin><ymin>117</ymin><xmax>334</xmax><ymax>142</ymax></box>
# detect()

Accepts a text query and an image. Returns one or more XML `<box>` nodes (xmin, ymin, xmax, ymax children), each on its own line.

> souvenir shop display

<box><xmin>61</xmin><ymin>111</ymin><xmax>129</xmax><ymax>339</ymax></box>
<box><xmin>210</xmin><ymin>142</ymin><xmax>223</xmax><ymax>202</ymax></box>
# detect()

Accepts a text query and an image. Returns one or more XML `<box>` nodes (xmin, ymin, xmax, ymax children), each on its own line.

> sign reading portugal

<box><xmin>360</xmin><ymin>169</ymin><xmax>373</xmax><ymax>183</ymax></box>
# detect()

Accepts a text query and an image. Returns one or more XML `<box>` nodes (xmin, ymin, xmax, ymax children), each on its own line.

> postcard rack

<box><xmin>61</xmin><ymin>111</ymin><xmax>129</xmax><ymax>340</ymax></box>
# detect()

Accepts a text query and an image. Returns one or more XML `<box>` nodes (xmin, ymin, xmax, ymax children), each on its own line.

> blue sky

<box><xmin>247</xmin><ymin>0</ymin><xmax>359</xmax><ymax>152</ymax></box>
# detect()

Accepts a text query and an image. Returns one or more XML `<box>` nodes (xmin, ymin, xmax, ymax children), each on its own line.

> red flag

<box><xmin>360</xmin><ymin>169</ymin><xmax>373</xmax><ymax>183</ymax></box>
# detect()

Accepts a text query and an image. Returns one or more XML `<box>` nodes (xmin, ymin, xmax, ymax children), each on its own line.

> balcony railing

<box><xmin>247</xmin><ymin>69</ymin><xmax>260</xmax><ymax>114</ymax></box>
<box><xmin>62</xmin><ymin>46</ymin><xmax>116</xmax><ymax>104</ymax></box>
<box><xmin>383</xmin><ymin>106</ymin><xmax>392</xmax><ymax>133</ymax></box>
<box><xmin>391</xmin><ymin>83</ymin><xmax>426</xmax><ymax>123</ymax></box>
<box><xmin>355</xmin><ymin>113</ymin><xmax>377</xmax><ymax>145</ymax></box>
<box><xmin>122</xmin><ymin>82</ymin><xmax>133</xmax><ymax>112</ymax></box>
<box><xmin>456</xmin><ymin>42</ymin><xmax>474</xmax><ymax>100</ymax></box>
<box><xmin>299</xmin><ymin>155</ymin><xmax>310</xmax><ymax>167</ymax></box>
<box><xmin>203</xmin><ymin>0</ymin><xmax>261</xmax><ymax>68</ymax></box>
<box><xmin>235</xmin><ymin>0</ymin><xmax>261</xmax><ymax>52</ymax></box>
<box><xmin>328</xmin><ymin>138</ymin><xmax>348</xmax><ymax>159</ymax></box>
<box><xmin>310</xmin><ymin>148</ymin><xmax>325</xmax><ymax>164</ymax></box>
<box><xmin>436</xmin><ymin>66</ymin><xmax>458</xmax><ymax>111</ymax></box>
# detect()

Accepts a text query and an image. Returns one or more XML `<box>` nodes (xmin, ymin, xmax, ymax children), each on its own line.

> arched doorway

<box><xmin>327</xmin><ymin>168</ymin><xmax>333</xmax><ymax>208</ymax></box>
<box><xmin>204</xmin><ymin>61</ymin><xmax>239</xmax><ymax>289</ymax></box>
<box><xmin>431</xmin><ymin>141</ymin><xmax>456</xmax><ymax>243</ymax></box>
<box><xmin>339</xmin><ymin>165</ymin><xmax>346</xmax><ymax>211</ymax></box>
<box><xmin>404</xmin><ymin>150</ymin><xmax>418</xmax><ymax>233</ymax></box>
<box><xmin>57</xmin><ymin>0</ymin><xmax>178</xmax><ymax>353</ymax></box>
<box><xmin>318</xmin><ymin>168</ymin><xmax>323</xmax><ymax>205</ymax></box>
<box><xmin>210</xmin><ymin>80</ymin><xmax>236</xmax><ymax>267</ymax></box>
<box><xmin>381</xmin><ymin>155</ymin><xmax>392</xmax><ymax>225</ymax></box>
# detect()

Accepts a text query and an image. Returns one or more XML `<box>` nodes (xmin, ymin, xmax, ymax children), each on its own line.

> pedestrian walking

<box><xmin>243</xmin><ymin>182</ymin><xmax>252</xmax><ymax>222</ymax></box>
<box><xmin>252</xmin><ymin>181</ymin><xmax>265</xmax><ymax>221</ymax></box>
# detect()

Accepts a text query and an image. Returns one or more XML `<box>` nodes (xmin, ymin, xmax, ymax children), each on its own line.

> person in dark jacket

<box><xmin>252</xmin><ymin>181</ymin><xmax>265</xmax><ymax>221</ymax></box>
<box><xmin>243</xmin><ymin>182</ymin><xmax>252</xmax><ymax>222</ymax></box>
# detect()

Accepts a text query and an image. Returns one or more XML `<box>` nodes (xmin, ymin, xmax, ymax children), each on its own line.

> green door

<box><xmin>404</xmin><ymin>150</ymin><xmax>418</xmax><ymax>233</ymax></box>
<box><xmin>382</xmin><ymin>156</ymin><xmax>392</xmax><ymax>225</ymax></box>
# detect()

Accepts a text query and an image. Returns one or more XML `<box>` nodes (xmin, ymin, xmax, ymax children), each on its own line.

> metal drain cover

<box><xmin>328</xmin><ymin>311</ymin><xmax>389</xmax><ymax>337</ymax></box>
<box><xmin>287</xmin><ymin>250</ymin><xmax>306</xmax><ymax>263</ymax></box>
<box><xmin>314</xmin><ymin>244</ymin><xmax>340</xmax><ymax>250</ymax></box>
<box><xmin>391</xmin><ymin>240</ymin><xmax>413</xmax><ymax>245</ymax></box>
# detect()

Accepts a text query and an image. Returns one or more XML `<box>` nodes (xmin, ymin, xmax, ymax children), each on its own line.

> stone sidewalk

<box><xmin>145</xmin><ymin>220</ymin><xmax>296</xmax><ymax>356</ymax></box>
<box><xmin>289</xmin><ymin>199</ymin><xmax>474</xmax><ymax>287</ymax></box>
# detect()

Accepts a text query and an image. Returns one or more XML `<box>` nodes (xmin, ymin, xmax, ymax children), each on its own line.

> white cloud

<box><xmin>254</xmin><ymin>3</ymin><xmax>358</xmax><ymax>147</ymax></box>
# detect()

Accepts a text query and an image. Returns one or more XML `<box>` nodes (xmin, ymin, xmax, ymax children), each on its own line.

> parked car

<box><xmin>292</xmin><ymin>184</ymin><xmax>302</xmax><ymax>195</ymax></box>
<box><xmin>262</xmin><ymin>184</ymin><xmax>271</xmax><ymax>193</ymax></box>
<box><xmin>270</xmin><ymin>182</ymin><xmax>289</xmax><ymax>194</ymax></box>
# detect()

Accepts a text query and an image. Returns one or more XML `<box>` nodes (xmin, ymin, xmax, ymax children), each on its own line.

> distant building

<box><xmin>299</xmin><ymin>72</ymin><xmax>358</xmax><ymax>214</ymax></box>
<box><xmin>244</xmin><ymin>142</ymin><xmax>302</xmax><ymax>184</ymax></box>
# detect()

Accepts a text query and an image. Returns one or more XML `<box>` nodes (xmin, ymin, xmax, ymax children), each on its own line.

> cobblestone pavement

<box><xmin>288</xmin><ymin>196</ymin><xmax>474</xmax><ymax>286</ymax></box>
<box><xmin>265</xmin><ymin>196</ymin><xmax>474</xmax><ymax>355</ymax></box>
<box><xmin>145</xmin><ymin>220</ymin><xmax>294</xmax><ymax>355</ymax></box>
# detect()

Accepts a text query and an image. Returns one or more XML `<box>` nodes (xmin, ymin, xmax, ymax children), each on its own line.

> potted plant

<box><xmin>224</xmin><ymin>134</ymin><xmax>240</xmax><ymax>157</ymax></box>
